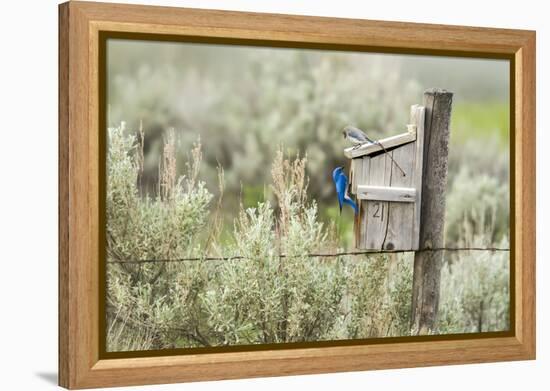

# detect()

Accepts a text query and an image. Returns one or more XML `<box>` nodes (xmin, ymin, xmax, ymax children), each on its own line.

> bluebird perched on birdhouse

<box><xmin>342</xmin><ymin>125</ymin><xmax>374</xmax><ymax>146</ymax></box>
<box><xmin>342</xmin><ymin>125</ymin><xmax>406</xmax><ymax>176</ymax></box>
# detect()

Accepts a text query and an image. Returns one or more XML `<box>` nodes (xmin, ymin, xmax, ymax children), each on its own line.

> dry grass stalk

<box><xmin>136</xmin><ymin>119</ymin><xmax>145</xmax><ymax>192</ymax></box>
<box><xmin>159</xmin><ymin>129</ymin><xmax>177</xmax><ymax>201</ymax></box>
<box><xmin>185</xmin><ymin>137</ymin><xmax>202</xmax><ymax>191</ymax></box>
<box><xmin>271</xmin><ymin>148</ymin><xmax>309</xmax><ymax>237</ymax></box>
<box><xmin>205</xmin><ymin>164</ymin><xmax>225</xmax><ymax>254</ymax></box>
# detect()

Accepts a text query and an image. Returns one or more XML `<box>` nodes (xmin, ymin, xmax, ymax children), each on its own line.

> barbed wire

<box><xmin>106</xmin><ymin>246</ymin><xmax>510</xmax><ymax>265</ymax></box>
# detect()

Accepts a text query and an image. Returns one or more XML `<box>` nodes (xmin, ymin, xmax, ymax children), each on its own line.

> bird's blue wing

<box><xmin>332</xmin><ymin>169</ymin><xmax>343</xmax><ymax>211</ymax></box>
<box><xmin>333</xmin><ymin>168</ymin><xmax>356</xmax><ymax>215</ymax></box>
<box><xmin>335</xmin><ymin>173</ymin><xmax>348</xmax><ymax>211</ymax></box>
<box><xmin>336</xmin><ymin>171</ymin><xmax>358</xmax><ymax>215</ymax></box>
<box><xmin>332</xmin><ymin>168</ymin><xmax>340</xmax><ymax>184</ymax></box>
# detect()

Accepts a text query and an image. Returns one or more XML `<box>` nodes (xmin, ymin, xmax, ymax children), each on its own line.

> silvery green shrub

<box><xmin>106</xmin><ymin>126</ymin><xmax>510</xmax><ymax>351</ymax></box>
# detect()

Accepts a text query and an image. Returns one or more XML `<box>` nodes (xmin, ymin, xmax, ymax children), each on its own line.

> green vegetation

<box><xmin>451</xmin><ymin>101</ymin><xmax>509</xmax><ymax>147</ymax></box>
<box><xmin>105</xmin><ymin>42</ymin><xmax>510</xmax><ymax>352</ymax></box>
<box><xmin>106</xmin><ymin>128</ymin><xmax>509</xmax><ymax>351</ymax></box>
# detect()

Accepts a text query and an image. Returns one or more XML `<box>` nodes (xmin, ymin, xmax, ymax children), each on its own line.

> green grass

<box><xmin>107</xmin><ymin>125</ymin><xmax>510</xmax><ymax>351</ymax></box>
<box><xmin>450</xmin><ymin>101</ymin><xmax>509</xmax><ymax>147</ymax></box>
<box><xmin>242</xmin><ymin>184</ymin><xmax>266</xmax><ymax>209</ymax></box>
<box><xmin>321</xmin><ymin>204</ymin><xmax>355</xmax><ymax>248</ymax></box>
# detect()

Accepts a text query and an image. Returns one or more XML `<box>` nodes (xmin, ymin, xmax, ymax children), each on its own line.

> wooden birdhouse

<box><xmin>345</xmin><ymin>104</ymin><xmax>426</xmax><ymax>251</ymax></box>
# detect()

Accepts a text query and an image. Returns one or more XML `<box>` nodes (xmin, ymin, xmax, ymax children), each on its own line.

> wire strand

<box><xmin>107</xmin><ymin>247</ymin><xmax>510</xmax><ymax>265</ymax></box>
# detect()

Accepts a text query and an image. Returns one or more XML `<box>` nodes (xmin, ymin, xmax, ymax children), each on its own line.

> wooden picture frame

<box><xmin>59</xmin><ymin>1</ymin><xmax>536</xmax><ymax>389</ymax></box>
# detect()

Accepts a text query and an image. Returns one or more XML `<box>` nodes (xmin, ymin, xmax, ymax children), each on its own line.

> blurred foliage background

<box><xmin>105</xmin><ymin>39</ymin><xmax>510</xmax><ymax>351</ymax></box>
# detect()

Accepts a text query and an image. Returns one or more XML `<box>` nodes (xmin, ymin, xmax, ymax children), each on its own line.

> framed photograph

<box><xmin>59</xmin><ymin>1</ymin><xmax>535</xmax><ymax>389</ymax></box>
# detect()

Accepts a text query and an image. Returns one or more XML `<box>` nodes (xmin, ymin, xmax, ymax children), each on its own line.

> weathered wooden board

<box><xmin>349</xmin><ymin>158</ymin><xmax>363</xmax><ymax>195</ymax></box>
<box><xmin>356</xmin><ymin>157</ymin><xmax>370</xmax><ymax>247</ymax></box>
<box><xmin>353</xmin><ymin>104</ymin><xmax>425</xmax><ymax>251</ymax></box>
<box><xmin>344</xmin><ymin>131</ymin><xmax>416</xmax><ymax>159</ymax></box>
<box><xmin>362</xmin><ymin>152</ymin><xmax>391</xmax><ymax>249</ymax></box>
<box><xmin>411</xmin><ymin>105</ymin><xmax>426</xmax><ymax>249</ymax></box>
<box><xmin>411</xmin><ymin>89</ymin><xmax>452</xmax><ymax>334</ymax></box>
<box><xmin>383</xmin><ymin>141</ymin><xmax>416</xmax><ymax>250</ymax></box>
<box><xmin>357</xmin><ymin>185</ymin><xmax>416</xmax><ymax>202</ymax></box>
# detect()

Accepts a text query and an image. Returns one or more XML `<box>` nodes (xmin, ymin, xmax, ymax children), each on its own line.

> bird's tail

<box><xmin>343</xmin><ymin>196</ymin><xmax>358</xmax><ymax>215</ymax></box>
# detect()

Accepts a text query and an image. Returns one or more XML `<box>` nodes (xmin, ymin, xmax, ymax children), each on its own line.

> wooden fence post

<box><xmin>411</xmin><ymin>88</ymin><xmax>453</xmax><ymax>335</ymax></box>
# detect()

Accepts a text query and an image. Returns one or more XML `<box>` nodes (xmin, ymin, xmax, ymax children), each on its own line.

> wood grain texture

<box><xmin>349</xmin><ymin>158</ymin><xmax>362</xmax><ymax>195</ymax></box>
<box><xmin>69</xmin><ymin>1</ymin><xmax>532</xmax><ymax>54</ymax></box>
<box><xmin>357</xmin><ymin>185</ymin><xmax>416</xmax><ymax>202</ymax></box>
<box><xmin>357</xmin><ymin>145</ymin><xmax>415</xmax><ymax>250</ymax></box>
<box><xmin>344</xmin><ymin>131</ymin><xmax>416</xmax><ymax>159</ymax></box>
<box><xmin>353</xmin><ymin>105</ymin><xmax>424</xmax><ymax>251</ymax></box>
<box><xmin>356</xmin><ymin>157</ymin><xmax>371</xmax><ymax>248</ymax></box>
<box><xmin>364</xmin><ymin>152</ymin><xmax>392</xmax><ymax>249</ymax></box>
<box><xmin>411</xmin><ymin>90</ymin><xmax>453</xmax><ymax>334</ymax></box>
<box><xmin>514</xmin><ymin>32</ymin><xmax>536</xmax><ymax>356</ymax></box>
<box><xmin>412</xmin><ymin>106</ymin><xmax>426</xmax><ymax>250</ymax></box>
<box><xmin>58</xmin><ymin>1</ymin><xmax>536</xmax><ymax>388</ymax></box>
<box><xmin>59</xmin><ymin>1</ymin><xmax>99</xmax><ymax>388</ymax></box>
<box><xmin>58</xmin><ymin>3</ymin><xmax>70</xmax><ymax>387</ymax></box>
<box><xmin>383</xmin><ymin>141</ymin><xmax>417</xmax><ymax>249</ymax></box>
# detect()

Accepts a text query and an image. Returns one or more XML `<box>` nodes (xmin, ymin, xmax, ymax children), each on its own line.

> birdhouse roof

<box><xmin>344</xmin><ymin>129</ymin><xmax>417</xmax><ymax>159</ymax></box>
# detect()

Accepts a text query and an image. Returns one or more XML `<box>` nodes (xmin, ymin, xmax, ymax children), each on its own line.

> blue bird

<box><xmin>332</xmin><ymin>167</ymin><xmax>358</xmax><ymax>215</ymax></box>
<box><xmin>342</xmin><ymin>125</ymin><xmax>373</xmax><ymax>146</ymax></box>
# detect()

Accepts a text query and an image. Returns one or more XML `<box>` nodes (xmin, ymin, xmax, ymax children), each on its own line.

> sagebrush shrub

<box><xmin>106</xmin><ymin>125</ymin><xmax>510</xmax><ymax>351</ymax></box>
